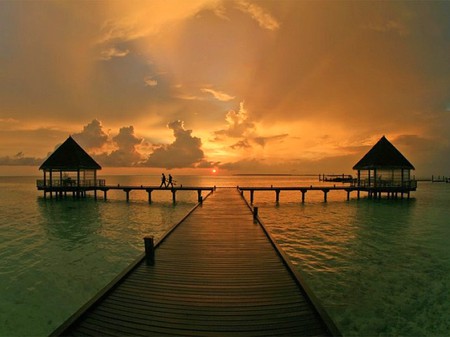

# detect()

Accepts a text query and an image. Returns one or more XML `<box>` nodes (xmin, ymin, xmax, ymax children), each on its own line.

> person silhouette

<box><xmin>159</xmin><ymin>173</ymin><xmax>167</xmax><ymax>188</ymax></box>
<box><xmin>168</xmin><ymin>174</ymin><xmax>174</xmax><ymax>188</ymax></box>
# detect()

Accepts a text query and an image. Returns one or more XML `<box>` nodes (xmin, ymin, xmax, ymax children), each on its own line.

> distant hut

<box><xmin>353</xmin><ymin>136</ymin><xmax>415</xmax><ymax>193</ymax></box>
<box><xmin>38</xmin><ymin>136</ymin><xmax>102</xmax><ymax>194</ymax></box>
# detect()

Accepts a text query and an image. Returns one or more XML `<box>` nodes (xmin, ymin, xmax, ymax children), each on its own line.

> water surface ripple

<box><xmin>1</xmin><ymin>176</ymin><xmax>449</xmax><ymax>336</ymax></box>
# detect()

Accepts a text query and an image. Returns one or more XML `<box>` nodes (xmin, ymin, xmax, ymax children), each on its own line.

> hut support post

<box><xmin>77</xmin><ymin>169</ymin><xmax>80</xmax><ymax>198</ymax></box>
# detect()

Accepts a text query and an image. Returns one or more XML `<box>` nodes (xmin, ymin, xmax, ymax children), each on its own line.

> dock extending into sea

<box><xmin>51</xmin><ymin>188</ymin><xmax>340</xmax><ymax>336</ymax></box>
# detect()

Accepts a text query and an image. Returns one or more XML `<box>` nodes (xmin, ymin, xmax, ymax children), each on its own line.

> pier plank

<box><xmin>54</xmin><ymin>188</ymin><xmax>338</xmax><ymax>336</ymax></box>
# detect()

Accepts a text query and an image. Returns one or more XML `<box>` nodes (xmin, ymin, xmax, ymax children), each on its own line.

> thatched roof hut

<box><xmin>39</xmin><ymin>136</ymin><xmax>101</xmax><ymax>188</ymax></box>
<box><xmin>353</xmin><ymin>136</ymin><xmax>415</xmax><ymax>189</ymax></box>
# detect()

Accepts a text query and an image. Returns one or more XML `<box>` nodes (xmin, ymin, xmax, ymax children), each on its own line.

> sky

<box><xmin>0</xmin><ymin>0</ymin><xmax>449</xmax><ymax>177</ymax></box>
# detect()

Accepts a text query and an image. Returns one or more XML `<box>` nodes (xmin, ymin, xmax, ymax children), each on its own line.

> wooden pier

<box><xmin>51</xmin><ymin>188</ymin><xmax>340</xmax><ymax>336</ymax></box>
<box><xmin>238</xmin><ymin>183</ymin><xmax>417</xmax><ymax>203</ymax></box>
<box><xmin>36</xmin><ymin>181</ymin><xmax>214</xmax><ymax>203</ymax></box>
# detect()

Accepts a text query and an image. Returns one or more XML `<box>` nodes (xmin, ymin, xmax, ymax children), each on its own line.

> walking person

<box><xmin>159</xmin><ymin>173</ymin><xmax>167</xmax><ymax>188</ymax></box>
<box><xmin>168</xmin><ymin>174</ymin><xmax>174</xmax><ymax>188</ymax></box>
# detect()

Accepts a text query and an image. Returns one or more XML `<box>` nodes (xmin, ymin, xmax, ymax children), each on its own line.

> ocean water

<box><xmin>0</xmin><ymin>175</ymin><xmax>449</xmax><ymax>336</ymax></box>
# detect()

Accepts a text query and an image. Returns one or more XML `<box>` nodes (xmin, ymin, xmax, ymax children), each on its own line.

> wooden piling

<box><xmin>253</xmin><ymin>206</ymin><xmax>258</xmax><ymax>220</ymax></box>
<box><xmin>144</xmin><ymin>236</ymin><xmax>155</xmax><ymax>266</ymax></box>
<box><xmin>146</xmin><ymin>189</ymin><xmax>153</xmax><ymax>204</ymax></box>
<box><xmin>322</xmin><ymin>189</ymin><xmax>329</xmax><ymax>202</ymax></box>
<box><xmin>301</xmin><ymin>189</ymin><xmax>307</xmax><ymax>203</ymax></box>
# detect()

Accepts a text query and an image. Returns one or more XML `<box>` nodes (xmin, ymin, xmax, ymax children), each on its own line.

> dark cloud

<box><xmin>95</xmin><ymin>126</ymin><xmax>143</xmax><ymax>167</ymax></box>
<box><xmin>196</xmin><ymin>160</ymin><xmax>220</xmax><ymax>169</ymax></box>
<box><xmin>72</xmin><ymin>119</ymin><xmax>109</xmax><ymax>150</ymax></box>
<box><xmin>253</xmin><ymin>134</ymin><xmax>288</xmax><ymax>147</ymax></box>
<box><xmin>230</xmin><ymin>139</ymin><xmax>251</xmax><ymax>150</ymax></box>
<box><xmin>143</xmin><ymin>120</ymin><xmax>204</xmax><ymax>169</ymax></box>
<box><xmin>0</xmin><ymin>152</ymin><xmax>41</xmax><ymax>166</ymax></box>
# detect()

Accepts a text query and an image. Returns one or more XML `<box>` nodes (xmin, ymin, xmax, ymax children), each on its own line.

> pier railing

<box><xmin>36</xmin><ymin>179</ymin><xmax>106</xmax><ymax>188</ymax></box>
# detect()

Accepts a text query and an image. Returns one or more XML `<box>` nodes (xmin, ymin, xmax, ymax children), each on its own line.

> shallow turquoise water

<box><xmin>257</xmin><ymin>183</ymin><xmax>450</xmax><ymax>336</ymax></box>
<box><xmin>0</xmin><ymin>175</ymin><xmax>449</xmax><ymax>336</ymax></box>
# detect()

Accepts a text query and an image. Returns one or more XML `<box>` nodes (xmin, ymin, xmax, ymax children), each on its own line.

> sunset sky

<box><xmin>0</xmin><ymin>0</ymin><xmax>449</xmax><ymax>177</ymax></box>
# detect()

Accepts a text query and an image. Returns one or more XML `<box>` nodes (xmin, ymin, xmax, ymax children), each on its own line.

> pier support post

<box><xmin>322</xmin><ymin>189</ymin><xmax>329</xmax><ymax>202</ymax></box>
<box><xmin>197</xmin><ymin>190</ymin><xmax>202</xmax><ymax>202</ymax></box>
<box><xmin>172</xmin><ymin>189</ymin><xmax>176</xmax><ymax>203</ymax></box>
<box><xmin>104</xmin><ymin>190</ymin><xmax>107</xmax><ymax>201</ymax></box>
<box><xmin>275</xmin><ymin>189</ymin><xmax>280</xmax><ymax>203</ymax></box>
<box><xmin>144</xmin><ymin>236</ymin><xmax>155</xmax><ymax>266</ymax></box>
<box><xmin>124</xmin><ymin>189</ymin><xmax>130</xmax><ymax>202</ymax></box>
<box><xmin>146</xmin><ymin>189</ymin><xmax>153</xmax><ymax>204</ymax></box>
<box><xmin>300</xmin><ymin>189</ymin><xmax>307</xmax><ymax>203</ymax></box>
<box><xmin>253</xmin><ymin>206</ymin><xmax>258</xmax><ymax>220</ymax></box>
<box><xmin>250</xmin><ymin>190</ymin><xmax>254</xmax><ymax>204</ymax></box>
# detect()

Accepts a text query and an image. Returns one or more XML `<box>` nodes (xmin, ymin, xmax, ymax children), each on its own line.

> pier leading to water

<box><xmin>51</xmin><ymin>188</ymin><xmax>340</xmax><ymax>336</ymax></box>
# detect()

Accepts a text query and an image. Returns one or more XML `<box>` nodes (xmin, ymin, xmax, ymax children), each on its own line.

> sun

<box><xmin>211</xmin><ymin>168</ymin><xmax>217</xmax><ymax>174</ymax></box>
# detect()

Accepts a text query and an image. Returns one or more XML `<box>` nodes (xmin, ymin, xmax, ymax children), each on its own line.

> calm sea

<box><xmin>0</xmin><ymin>175</ymin><xmax>449</xmax><ymax>336</ymax></box>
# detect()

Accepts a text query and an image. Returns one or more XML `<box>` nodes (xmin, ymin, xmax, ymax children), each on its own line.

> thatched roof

<box><xmin>353</xmin><ymin>136</ymin><xmax>415</xmax><ymax>170</ymax></box>
<box><xmin>39</xmin><ymin>136</ymin><xmax>101</xmax><ymax>170</ymax></box>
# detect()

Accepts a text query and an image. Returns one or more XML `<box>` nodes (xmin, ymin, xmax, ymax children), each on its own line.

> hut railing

<box><xmin>36</xmin><ymin>179</ymin><xmax>106</xmax><ymax>188</ymax></box>
<box><xmin>353</xmin><ymin>179</ymin><xmax>417</xmax><ymax>189</ymax></box>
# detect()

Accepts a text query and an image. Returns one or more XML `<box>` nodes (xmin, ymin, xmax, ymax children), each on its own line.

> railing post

<box><xmin>144</xmin><ymin>236</ymin><xmax>155</xmax><ymax>266</ymax></box>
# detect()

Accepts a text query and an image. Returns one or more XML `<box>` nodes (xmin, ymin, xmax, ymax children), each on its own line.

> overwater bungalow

<box><xmin>353</xmin><ymin>136</ymin><xmax>416</xmax><ymax>198</ymax></box>
<box><xmin>37</xmin><ymin>136</ymin><xmax>104</xmax><ymax>197</ymax></box>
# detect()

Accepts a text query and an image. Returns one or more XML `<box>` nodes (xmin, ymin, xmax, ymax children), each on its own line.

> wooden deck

<box><xmin>52</xmin><ymin>188</ymin><xmax>340</xmax><ymax>336</ymax></box>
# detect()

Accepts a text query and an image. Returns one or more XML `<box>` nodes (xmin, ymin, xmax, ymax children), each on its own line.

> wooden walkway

<box><xmin>52</xmin><ymin>188</ymin><xmax>339</xmax><ymax>336</ymax></box>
